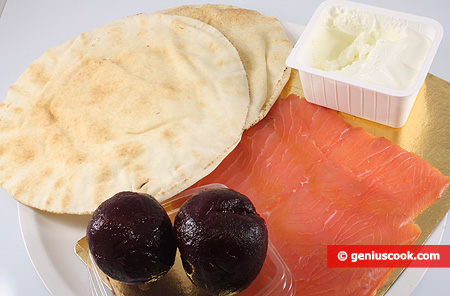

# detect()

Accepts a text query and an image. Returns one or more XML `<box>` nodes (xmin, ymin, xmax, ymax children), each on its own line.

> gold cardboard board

<box><xmin>76</xmin><ymin>236</ymin><xmax>217</xmax><ymax>296</ymax></box>
<box><xmin>76</xmin><ymin>70</ymin><xmax>450</xmax><ymax>295</ymax></box>
<box><xmin>347</xmin><ymin>74</ymin><xmax>450</xmax><ymax>295</ymax></box>
<box><xmin>283</xmin><ymin>70</ymin><xmax>450</xmax><ymax>295</ymax></box>
<box><xmin>76</xmin><ymin>203</ymin><xmax>221</xmax><ymax>296</ymax></box>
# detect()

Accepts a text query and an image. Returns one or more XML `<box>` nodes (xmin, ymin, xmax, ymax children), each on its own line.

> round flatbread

<box><xmin>159</xmin><ymin>4</ymin><xmax>293</xmax><ymax>128</ymax></box>
<box><xmin>0</xmin><ymin>13</ymin><xmax>250</xmax><ymax>214</ymax></box>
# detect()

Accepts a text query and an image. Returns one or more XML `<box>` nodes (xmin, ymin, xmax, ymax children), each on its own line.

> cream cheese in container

<box><xmin>286</xmin><ymin>0</ymin><xmax>443</xmax><ymax>128</ymax></box>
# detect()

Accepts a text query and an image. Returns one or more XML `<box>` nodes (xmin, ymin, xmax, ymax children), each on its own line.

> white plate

<box><xmin>18</xmin><ymin>204</ymin><xmax>91</xmax><ymax>296</ymax></box>
<box><xmin>17</xmin><ymin>21</ymin><xmax>446</xmax><ymax>296</ymax></box>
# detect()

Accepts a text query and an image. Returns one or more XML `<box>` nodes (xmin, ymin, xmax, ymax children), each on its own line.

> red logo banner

<box><xmin>327</xmin><ymin>245</ymin><xmax>450</xmax><ymax>268</ymax></box>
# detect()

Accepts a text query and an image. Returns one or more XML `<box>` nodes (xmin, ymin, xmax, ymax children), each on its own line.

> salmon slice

<box><xmin>315</xmin><ymin>126</ymin><xmax>449</xmax><ymax>218</ymax></box>
<box><xmin>192</xmin><ymin>95</ymin><xmax>450</xmax><ymax>295</ymax></box>
<box><xmin>267</xmin><ymin>187</ymin><xmax>420</xmax><ymax>295</ymax></box>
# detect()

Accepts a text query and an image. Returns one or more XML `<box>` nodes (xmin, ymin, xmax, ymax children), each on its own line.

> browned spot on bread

<box><xmin>60</xmin><ymin>191</ymin><xmax>72</xmax><ymax>211</ymax></box>
<box><xmin>41</xmin><ymin>167</ymin><xmax>54</xmax><ymax>178</ymax></box>
<box><xmin>27</xmin><ymin>63</ymin><xmax>51</xmax><ymax>87</ymax></box>
<box><xmin>114</xmin><ymin>142</ymin><xmax>144</xmax><ymax>160</ymax></box>
<box><xmin>163</xmin><ymin>126</ymin><xmax>176</xmax><ymax>139</ymax></box>
<box><xmin>9</xmin><ymin>136</ymin><xmax>36</xmax><ymax>165</ymax></box>
<box><xmin>215</xmin><ymin>59</ymin><xmax>225</xmax><ymax>67</ymax></box>
<box><xmin>96</xmin><ymin>164</ymin><xmax>112</xmax><ymax>183</ymax></box>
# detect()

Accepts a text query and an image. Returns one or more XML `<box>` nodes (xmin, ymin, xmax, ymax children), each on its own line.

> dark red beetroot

<box><xmin>86</xmin><ymin>191</ymin><xmax>176</xmax><ymax>284</ymax></box>
<box><xmin>174</xmin><ymin>188</ymin><xmax>268</xmax><ymax>295</ymax></box>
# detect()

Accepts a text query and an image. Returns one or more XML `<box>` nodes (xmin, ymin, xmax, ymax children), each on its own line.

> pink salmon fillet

<box><xmin>192</xmin><ymin>95</ymin><xmax>450</xmax><ymax>295</ymax></box>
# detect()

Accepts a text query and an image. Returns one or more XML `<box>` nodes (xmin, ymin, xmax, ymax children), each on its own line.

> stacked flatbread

<box><xmin>0</xmin><ymin>5</ymin><xmax>292</xmax><ymax>214</ymax></box>
<box><xmin>160</xmin><ymin>4</ymin><xmax>293</xmax><ymax>128</ymax></box>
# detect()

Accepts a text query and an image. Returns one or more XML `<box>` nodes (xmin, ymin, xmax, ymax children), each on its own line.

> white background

<box><xmin>0</xmin><ymin>0</ymin><xmax>449</xmax><ymax>295</ymax></box>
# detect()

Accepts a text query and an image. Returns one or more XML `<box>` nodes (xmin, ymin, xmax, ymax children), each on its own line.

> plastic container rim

<box><xmin>286</xmin><ymin>0</ymin><xmax>444</xmax><ymax>98</ymax></box>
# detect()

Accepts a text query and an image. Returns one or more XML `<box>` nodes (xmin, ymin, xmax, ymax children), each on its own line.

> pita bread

<box><xmin>160</xmin><ymin>4</ymin><xmax>293</xmax><ymax>128</ymax></box>
<box><xmin>0</xmin><ymin>13</ymin><xmax>250</xmax><ymax>214</ymax></box>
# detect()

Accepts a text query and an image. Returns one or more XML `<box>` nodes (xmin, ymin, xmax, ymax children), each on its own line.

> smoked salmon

<box><xmin>192</xmin><ymin>95</ymin><xmax>450</xmax><ymax>295</ymax></box>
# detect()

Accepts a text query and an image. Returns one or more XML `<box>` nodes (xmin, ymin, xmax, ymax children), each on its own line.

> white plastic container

<box><xmin>286</xmin><ymin>0</ymin><xmax>443</xmax><ymax>128</ymax></box>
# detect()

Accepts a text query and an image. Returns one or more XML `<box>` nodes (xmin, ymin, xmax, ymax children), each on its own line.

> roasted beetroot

<box><xmin>86</xmin><ymin>191</ymin><xmax>176</xmax><ymax>284</ymax></box>
<box><xmin>174</xmin><ymin>188</ymin><xmax>268</xmax><ymax>295</ymax></box>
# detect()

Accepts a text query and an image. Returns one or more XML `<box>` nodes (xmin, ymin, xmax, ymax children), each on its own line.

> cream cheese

<box><xmin>308</xmin><ymin>6</ymin><xmax>431</xmax><ymax>90</ymax></box>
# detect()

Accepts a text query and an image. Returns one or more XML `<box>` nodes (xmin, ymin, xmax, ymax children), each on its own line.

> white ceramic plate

<box><xmin>18</xmin><ymin>204</ymin><xmax>91</xmax><ymax>296</ymax></box>
<box><xmin>17</xmin><ymin>21</ymin><xmax>446</xmax><ymax>296</ymax></box>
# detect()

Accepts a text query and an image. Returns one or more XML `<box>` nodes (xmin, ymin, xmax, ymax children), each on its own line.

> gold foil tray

<box><xmin>76</xmin><ymin>70</ymin><xmax>450</xmax><ymax>295</ymax></box>
<box><xmin>76</xmin><ymin>236</ymin><xmax>216</xmax><ymax>296</ymax></box>
<box><xmin>75</xmin><ymin>184</ymin><xmax>295</xmax><ymax>296</ymax></box>
<box><xmin>282</xmin><ymin>70</ymin><xmax>450</xmax><ymax>295</ymax></box>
